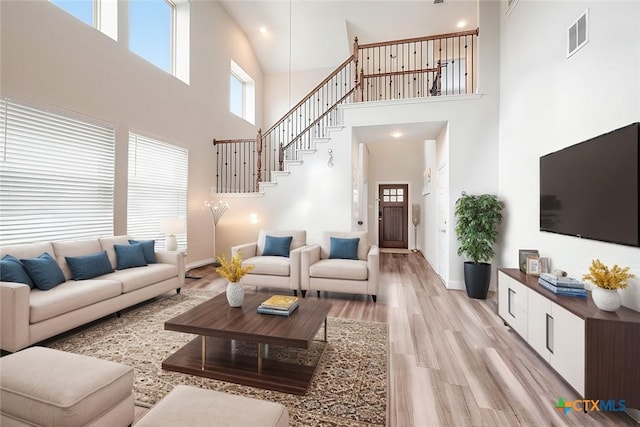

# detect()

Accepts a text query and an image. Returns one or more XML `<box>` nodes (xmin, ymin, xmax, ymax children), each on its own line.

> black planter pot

<box><xmin>463</xmin><ymin>261</ymin><xmax>491</xmax><ymax>299</ymax></box>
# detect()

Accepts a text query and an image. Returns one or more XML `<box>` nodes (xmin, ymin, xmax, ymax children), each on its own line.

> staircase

<box><xmin>213</xmin><ymin>29</ymin><xmax>479</xmax><ymax>194</ymax></box>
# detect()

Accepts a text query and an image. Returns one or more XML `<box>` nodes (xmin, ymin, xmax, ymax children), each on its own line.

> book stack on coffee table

<box><xmin>538</xmin><ymin>273</ymin><xmax>587</xmax><ymax>298</ymax></box>
<box><xmin>257</xmin><ymin>295</ymin><xmax>299</xmax><ymax>316</ymax></box>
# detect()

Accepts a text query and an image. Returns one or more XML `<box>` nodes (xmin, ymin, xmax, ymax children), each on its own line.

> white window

<box><xmin>129</xmin><ymin>0</ymin><xmax>190</xmax><ymax>83</ymax></box>
<box><xmin>127</xmin><ymin>133</ymin><xmax>188</xmax><ymax>250</ymax></box>
<box><xmin>0</xmin><ymin>99</ymin><xmax>115</xmax><ymax>245</ymax></box>
<box><xmin>230</xmin><ymin>60</ymin><xmax>255</xmax><ymax>124</ymax></box>
<box><xmin>129</xmin><ymin>0</ymin><xmax>174</xmax><ymax>74</ymax></box>
<box><xmin>50</xmin><ymin>0</ymin><xmax>118</xmax><ymax>41</ymax></box>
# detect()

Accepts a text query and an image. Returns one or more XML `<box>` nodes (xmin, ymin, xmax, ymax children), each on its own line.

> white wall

<box><xmin>498</xmin><ymin>0</ymin><xmax>640</xmax><ymax>310</ymax></box>
<box><xmin>264</xmin><ymin>66</ymin><xmax>335</xmax><ymax>126</ymax></box>
<box><xmin>0</xmin><ymin>0</ymin><xmax>264</xmax><ymax>265</ymax></box>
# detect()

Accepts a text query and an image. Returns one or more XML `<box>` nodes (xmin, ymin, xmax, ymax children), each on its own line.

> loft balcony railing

<box><xmin>213</xmin><ymin>28</ymin><xmax>479</xmax><ymax>193</ymax></box>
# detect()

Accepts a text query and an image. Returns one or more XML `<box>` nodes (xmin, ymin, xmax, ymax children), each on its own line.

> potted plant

<box><xmin>216</xmin><ymin>251</ymin><xmax>254</xmax><ymax>307</ymax></box>
<box><xmin>454</xmin><ymin>193</ymin><xmax>504</xmax><ymax>299</ymax></box>
<box><xmin>582</xmin><ymin>259</ymin><xmax>634</xmax><ymax>312</ymax></box>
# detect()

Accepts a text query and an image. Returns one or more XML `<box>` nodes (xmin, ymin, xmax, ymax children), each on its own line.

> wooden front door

<box><xmin>378</xmin><ymin>184</ymin><xmax>408</xmax><ymax>248</ymax></box>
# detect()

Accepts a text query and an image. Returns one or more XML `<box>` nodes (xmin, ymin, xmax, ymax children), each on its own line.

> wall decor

<box><xmin>526</xmin><ymin>256</ymin><xmax>541</xmax><ymax>276</ymax></box>
<box><xmin>518</xmin><ymin>249</ymin><xmax>539</xmax><ymax>273</ymax></box>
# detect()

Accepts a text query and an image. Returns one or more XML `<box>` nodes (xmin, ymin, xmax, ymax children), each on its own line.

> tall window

<box><xmin>127</xmin><ymin>133</ymin><xmax>188</xmax><ymax>250</ymax></box>
<box><xmin>230</xmin><ymin>72</ymin><xmax>245</xmax><ymax>118</ymax></box>
<box><xmin>230</xmin><ymin>60</ymin><xmax>255</xmax><ymax>124</ymax></box>
<box><xmin>0</xmin><ymin>99</ymin><xmax>115</xmax><ymax>245</ymax></box>
<box><xmin>129</xmin><ymin>0</ymin><xmax>175</xmax><ymax>74</ymax></box>
<box><xmin>49</xmin><ymin>0</ymin><xmax>118</xmax><ymax>40</ymax></box>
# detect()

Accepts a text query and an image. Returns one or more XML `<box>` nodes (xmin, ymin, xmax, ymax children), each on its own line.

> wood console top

<box><xmin>499</xmin><ymin>268</ymin><xmax>640</xmax><ymax>323</ymax></box>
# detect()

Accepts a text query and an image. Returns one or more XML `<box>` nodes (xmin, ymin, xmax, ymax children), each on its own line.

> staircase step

<box><xmin>284</xmin><ymin>160</ymin><xmax>303</xmax><ymax>169</ymax></box>
<box><xmin>297</xmin><ymin>149</ymin><xmax>317</xmax><ymax>157</ymax></box>
<box><xmin>311</xmin><ymin>137</ymin><xmax>331</xmax><ymax>144</ymax></box>
<box><xmin>270</xmin><ymin>171</ymin><xmax>290</xmax><ymax>182</ymax></box>
<box><xmin>258</xmin><ymin>181</ymin><xmax>277</xmax><ymax>192</ymax></box>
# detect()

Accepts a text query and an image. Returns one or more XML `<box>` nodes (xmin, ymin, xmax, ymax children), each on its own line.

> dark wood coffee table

<box><xmin>162</xmin><ymin>292</ymin><xmax>332</xmax><ymax>395</ymax></box>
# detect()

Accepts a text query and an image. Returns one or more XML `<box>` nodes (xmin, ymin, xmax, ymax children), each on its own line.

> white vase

<box><xmin>226</xmin><ymin>281</ymin><xmax>244</xmax><ymax>307</ymax></box>
<box><xmin>591</xmin><ymin>287</ymin><xmax>621</xmax><ymax>312</ymax></box>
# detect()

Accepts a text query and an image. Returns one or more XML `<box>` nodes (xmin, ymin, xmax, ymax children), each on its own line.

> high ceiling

<box><xmin>218</xmin><ymin>0</ymin><xmax>479</xmax><ymax>75</ymax></box>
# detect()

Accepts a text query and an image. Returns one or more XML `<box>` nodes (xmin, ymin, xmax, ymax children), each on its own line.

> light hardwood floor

<box><xmin>184</xmin><ymin>252</ymin><xmax>636</xmax><ymax>426</ymax></box>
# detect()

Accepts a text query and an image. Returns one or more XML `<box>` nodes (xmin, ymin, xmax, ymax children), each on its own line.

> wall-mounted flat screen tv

<box><xmin>540</xmin><ymin>122</ymin><xmax>639</xmax><ymax>247</ymax></box>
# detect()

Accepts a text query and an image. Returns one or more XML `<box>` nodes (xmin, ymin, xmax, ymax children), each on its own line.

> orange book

<box><xmin>259</xmin><ymin>295</ymin><xmax>298</xmax><ymax>310</ymax></box>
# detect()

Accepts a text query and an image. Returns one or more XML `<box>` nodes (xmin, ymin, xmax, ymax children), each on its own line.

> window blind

<box><xmin>127</xmin><ymin>132</ymin><xmax>188</xmax><ymax>250</ymax></box>
<box><xmin>0</xmin><ymin>99</ymin><xmax>115</xmax><ymax>246</ymax></box>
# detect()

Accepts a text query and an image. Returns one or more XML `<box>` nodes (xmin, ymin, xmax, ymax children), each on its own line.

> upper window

<box><xmin>230</xmin><ymin>61</ymin><xmax>255</xmax><ymax>124</ymax></box>
<box><xmin>50</xmin><ymin>0</ymin><xmax>118</xmax><ymax>40</ymax></box>
<box><xmin>129</xmin><ymin>0</ymin><xmax>174</xmax><ymax>74</ymax></box>
<box><xmin>0</xmin><ymin>99</ymin><xmax>115</xmax><ymax>245</ymax></box>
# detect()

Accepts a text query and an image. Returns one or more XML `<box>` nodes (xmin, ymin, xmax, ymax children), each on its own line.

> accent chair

<box><xmin>301</xmin><ymin>231</ymin><xmax>379</xmax><ymax>302</ymax></box>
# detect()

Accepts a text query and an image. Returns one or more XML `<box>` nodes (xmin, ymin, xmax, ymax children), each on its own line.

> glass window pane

<box><xmin>230</xmin><ymin>74</ymin><xmax>244</xmax><ymax>117</ymax></box>
<box><xmin>390</xmin><ymin>196</ymin><xmax>397</xmax><ymax>202</ymax></box>
<box><xmin>50</xmin><ymin>0</ymin><xmax>94</xmax><ymax>26</ymax></box>
<box><xmin>397</xmin><ymin>188</ymin><xmax>404</xmax><ymax>195</ymax></box>
<box><xmin>383</xmin><ymin>189</ymin><xmax>390</xmax><ymax>195</ymax></box>
<box><xmin>398</xmin><ymin>195</ymin><xmax>404</xmax><ymax>202</ymax></box>
<box><xmin>390</xmin><ymin>189</ymin><xmax>396</xmax><ymax>195</ymax></box>
<box><xmin>130</xmin><ymin>0</ymin><xmax>172</xmax><ymax>73</ymax></box>
<box><xmin>383</xmin><ymin>196</ymin><xmax>389</xmax><ymax>202</ymax></box>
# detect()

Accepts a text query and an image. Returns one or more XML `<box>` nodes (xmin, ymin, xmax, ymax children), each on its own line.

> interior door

<box><xmin>378</xmin><ymin>184</ymin><xmax>408</xmax><ymax>248</ymax></box>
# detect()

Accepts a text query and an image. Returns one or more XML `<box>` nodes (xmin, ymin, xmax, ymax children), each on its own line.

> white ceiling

<box><xmin>218</xmin><ymin>0</ymin><xmax>479</xmax><ymax>75</ymax></box>
<box><xmin>353</xmin><ymin>122</ymin><xmax>447</xmax><ymax>145</ymax></box>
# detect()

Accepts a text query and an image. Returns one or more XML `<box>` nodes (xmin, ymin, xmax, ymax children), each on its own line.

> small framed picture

<box><xmin>539</xmin><ymin>257</ymin><xmax>550</xmax><ymax>274</ymax></box>
<box><xmin>518</xmin><ymin>249</ymin><xmax>539</xmax><ymax>273</ymax></box>
<box><xmin>526</xmin><ymin>256</ymin><xmax>541</xmax><ymax>276</ymax></box>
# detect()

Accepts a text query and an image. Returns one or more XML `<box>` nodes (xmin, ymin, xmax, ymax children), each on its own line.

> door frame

<box><xmin>375</xmin><ymin>180</ymin><xmax>413</xmax><ymax>250</ymax></box>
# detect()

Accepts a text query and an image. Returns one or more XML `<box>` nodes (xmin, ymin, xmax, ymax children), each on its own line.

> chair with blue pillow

<box><xmin>231</xmin><ymin>230</ymin><xmax>307</xmax><ymax>296</ymax></box>
<box><xmin>301</xmin><ymin>231</ymin><xmax>379</xmax><ymax>302</ymax></box>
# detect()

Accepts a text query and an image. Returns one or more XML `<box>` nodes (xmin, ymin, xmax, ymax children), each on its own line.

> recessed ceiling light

<box><xmin>391</xmin><ymin>131</ymin><xmax>403</xmax><ymax>138</ymax></box>
<box><xmin>259</xmin><ymin>26</ymin><xmax>268</xmax><ymax>34</ymax></box>
<box><xmin>457</xmin><ymin>20</ymin><xmax>467</xmax><ymax>29</ymax></box>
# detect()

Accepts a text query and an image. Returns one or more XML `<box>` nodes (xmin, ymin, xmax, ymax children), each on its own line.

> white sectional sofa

<box><xmin>0</xmin><ymin>235</ymin><xmax>185</xmax><ymax>353</ymax></box>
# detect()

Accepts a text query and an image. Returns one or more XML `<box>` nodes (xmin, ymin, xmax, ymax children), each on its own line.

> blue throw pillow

<box><xmin>328</xmin><ymin>237</ymin><xmax>360</xmax><ymax>260</ymax></box>
<box><xmin>65</xmin><ymin>250</ymin><xmax>114</xmax><ymax>280</ymax></box>
<box><xmin>1</xmin><ymin>255</ymin><xmax>35</xmax><ymax>288</ymax></box>
<box><xmin>114</xmin><ymin>244</ymin><xmax>147</xmax><ymax>270</ymax></box>
<box><xmin>262</xmin><ymin>235</ymin><xmax>293</xmax><ymax>257</ymax></box>
<box><xmin>128</xmin><ymin>240</ymin><xmax>157</xmax><ymax>264</ymax></box>
<box><xmin>20</xmin><ymin>252</ymin><xmax>66</xmax><ymax>290</ymax></box>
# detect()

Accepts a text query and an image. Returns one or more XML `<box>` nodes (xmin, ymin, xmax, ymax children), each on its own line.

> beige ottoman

<box><xmin>135</xmin><ymin>385</ymin><xmax>289</xmax><ymax>427</ymax></box>
<box><xmin>0</xmin><ymin>347</ymin><xmax>134</xmax><ymax>427</ymax></box>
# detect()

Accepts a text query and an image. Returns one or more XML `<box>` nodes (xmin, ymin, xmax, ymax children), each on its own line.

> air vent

<box><xmin>567</xmin><ymin>9</ymin><xmax>589</xmax><ymax>58</ymax></box>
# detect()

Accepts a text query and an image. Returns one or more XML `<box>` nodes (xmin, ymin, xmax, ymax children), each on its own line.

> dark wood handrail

<box><xmin>213</xmin><ymin>138</ymin><xmax>255</xmax><ymax>145</ymax></box>
<box><xmin>358</xmin><ymin>28</ymin><xmax>479</xmax><ymax>49</ymax></box>
<box><xmin>282</xmin><ymin>87</ymin><xmax>356</xmax><ymax>151</ymax></box>
<box><xmin>264</xmin><ymin>55</ymin><xmax>355</xmax><ymax>136</ymax></box>
<box><xmin>362</xmin><ymin>67</ymin><xmax>440</xmax><ymax>79</ymax></box>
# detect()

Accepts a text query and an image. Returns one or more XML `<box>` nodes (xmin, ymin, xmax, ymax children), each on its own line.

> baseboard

<box><xmin>446</xmin><ymin>280</ymin><xmax>465</xmax><ymax>291</ymax></box>
<box><xmin>186</xmin><ymin>258</ymin><xmax>215</xmax><ymax>271</ymax></box>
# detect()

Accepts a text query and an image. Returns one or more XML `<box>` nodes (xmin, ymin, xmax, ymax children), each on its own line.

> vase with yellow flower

<box><xmin>582</xmin><ymin>259</ymin><xmax>635</xmax><ymax>312</ymax></box>
<box><xmin>216</xmin><ymin>252</ymin><xmax>255</xmax><ymax>307</ymax></box>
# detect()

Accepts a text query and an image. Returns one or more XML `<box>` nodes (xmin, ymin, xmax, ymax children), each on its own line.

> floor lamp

<box><xmin>205</xmin><ymin>200</ymin><xmax>229</xmax><ymax>266</ymax></box>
